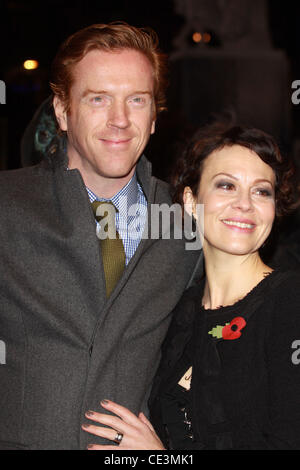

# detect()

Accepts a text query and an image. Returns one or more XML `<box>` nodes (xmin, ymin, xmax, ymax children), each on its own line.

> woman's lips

<box><xmin>221</xmin><ymin>218</ymin><xmax>256</xmax><ymax>232</ymax></box>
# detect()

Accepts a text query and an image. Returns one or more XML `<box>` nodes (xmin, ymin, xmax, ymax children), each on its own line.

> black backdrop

<box><xmin>1</xmin><ymin>0</ymin><xmax>300</xmax><ymax>179</ymax></box>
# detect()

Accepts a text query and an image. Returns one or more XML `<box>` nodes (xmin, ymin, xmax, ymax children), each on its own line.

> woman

<box><xmin>82</xmin><ymin>124</ymin><xmax>300</xmax><ymax>450</ymax></box>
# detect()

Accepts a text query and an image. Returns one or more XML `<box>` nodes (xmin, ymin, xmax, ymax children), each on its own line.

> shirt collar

<box><xmin>87</xmin><ymin>172</ymin><xmax>139</xmax><ymax>218</ymax></box>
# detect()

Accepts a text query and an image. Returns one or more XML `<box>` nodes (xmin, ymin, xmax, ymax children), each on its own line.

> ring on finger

<box><xmin>114</xmin><ymin>432</ymin><xmax>124</xmax><ymax>444</ymax></box>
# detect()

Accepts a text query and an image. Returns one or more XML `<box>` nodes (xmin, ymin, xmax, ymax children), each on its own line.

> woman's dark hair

<box><xmin>172</xmin><ymin>122</ymin><xmax>299</xmax><ymax>217</ymax></box>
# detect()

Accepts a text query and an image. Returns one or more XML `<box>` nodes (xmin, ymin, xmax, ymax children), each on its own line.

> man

<box><xmin>0</xmin><ymin>23</ymin><xmax>201</xmax><ymax>450</ymax></box>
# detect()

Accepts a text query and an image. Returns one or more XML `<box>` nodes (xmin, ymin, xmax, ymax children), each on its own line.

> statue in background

<box><xmin>173</xmin><ymin>0</ymin><xmax>272</xmax><ymax>53</ymax></box>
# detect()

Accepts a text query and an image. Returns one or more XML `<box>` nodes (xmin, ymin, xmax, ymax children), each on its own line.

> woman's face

<box><xmin>186</xmin><ymin>144</ymin><xmax>276</xmax><ymax>257</ymax></box>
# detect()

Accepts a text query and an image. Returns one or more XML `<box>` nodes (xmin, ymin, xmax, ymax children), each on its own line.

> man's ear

<box><xmin>183</xmin><ymin>187</ymin><xmax>197</xmax><ymax>219</ymax></box>
<box><xmin>53</xmin><ymin>95</ymin><xmax>68</xmax><ymax>132</ymax></box>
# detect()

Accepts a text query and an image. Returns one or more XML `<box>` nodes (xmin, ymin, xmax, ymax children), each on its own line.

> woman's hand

<box><xmin>82</xmin><ymin>399</ymin><xmax>166</xmax><ymax>450</ymax></box>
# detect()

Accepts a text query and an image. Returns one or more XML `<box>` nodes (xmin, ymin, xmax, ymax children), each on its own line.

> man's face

<box><xmin>54</xmin><ymin>48</ymin><xmax>156</xmax><ymax>187</ymax></box>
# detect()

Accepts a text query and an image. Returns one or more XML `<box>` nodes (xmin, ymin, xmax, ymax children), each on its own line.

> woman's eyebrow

<box><xmin>212</xmin><ymin>172</ymin><xmax>238</xmax><ymax>180</ymax></box>
<box><xmin>212</xmin><ymin>172</ymin><xmax>274</xmax><ymax>186</ymax></box>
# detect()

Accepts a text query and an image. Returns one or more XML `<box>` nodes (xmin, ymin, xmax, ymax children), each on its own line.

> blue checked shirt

<box><xmin>86</xmin><ymin>173</ymin><xmax>148</xmax><ymax>266</ymax></box>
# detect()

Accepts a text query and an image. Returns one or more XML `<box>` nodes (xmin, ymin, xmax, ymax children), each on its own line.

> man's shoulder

<box><xmin>0</xmin><ymin>165</ymin><xmax>44</xmax><ymax>192</ymax></box>
<box><xmin>154</xmin><ymin>176</ymin><xmax>169</xmax><ymax>191</ymax></box>
<box><xmin>0</xmin><ymin>166</ymin><xmax>34</xmax><ymax>186</ymax></box>
<box><xmin>136</xmin><ymin>155</ymin><xmax>173</xmax><ymax>205</ymax></box>
<box><xmin>150</xmin><ymin>175</ymin><xmax>174</xmax><ymax>205</ymax></box>
<box><xmin>154</xmin><ymin>175</ymin><xmax>170</xmax><ymax>194</ymax></box>
<box><xmin>0</xmin><ymin>163</ymin><xmax>54</xmax><ymax>208</ymax></box>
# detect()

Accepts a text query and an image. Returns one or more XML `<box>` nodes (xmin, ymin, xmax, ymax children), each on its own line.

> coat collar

<box><xmin>43</xmin><ymin>134</ymin><xmax>155</xmax><ymax>201</ymax></box>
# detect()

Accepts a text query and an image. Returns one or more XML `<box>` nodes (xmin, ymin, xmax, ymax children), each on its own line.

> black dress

<box><xmin>149</xmin><ymin>269</ymin><xmax>300</xmax><ymax>450</ymax></box>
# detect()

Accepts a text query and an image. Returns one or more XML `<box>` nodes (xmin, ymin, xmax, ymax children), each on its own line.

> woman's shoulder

<box><xmin>266</xmin><ymin>268</ymin><xmax>300</xmax><ymax>300</ymax></box>
<box><xmin>262</xmin><ymin>269</ymin><xmax>300</xmax><ymax>370</ymax></box>
<box><xmin>274</xmin><ymin>267</ymin><xmax>300</xmax><ymax>281</ymax></box>
<box><xmin>264</xmin><ymin>268</ymin><xmax>300</xmax><ymax>336</ymax></box>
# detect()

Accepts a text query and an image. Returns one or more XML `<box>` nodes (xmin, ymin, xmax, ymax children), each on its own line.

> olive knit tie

<box><xmin>91</xmin><ymin>201</ymin><xmax>126</xmax><ymax>297</ymax></box>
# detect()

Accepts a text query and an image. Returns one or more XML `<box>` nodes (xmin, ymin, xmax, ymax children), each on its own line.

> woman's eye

<box><xmin>216</xmin><ymin>181</ymin><xmax>235</xmax><ymax>191</ymax></box>
<box><xmin>254</xmin><ymin>188</ymin><xmax>272</xmax><ymax>197</ymax></box>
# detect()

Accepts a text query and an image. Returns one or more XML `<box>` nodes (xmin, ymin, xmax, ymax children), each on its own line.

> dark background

<box><xmin>1</xmin><ymin>0</ymin><xmax>300</xmax><ymax>178</ymax></box>
<box><xmin>0</xmin><ymin>0</ymin><xmax>300</xmax><ymax>265</ymax></box>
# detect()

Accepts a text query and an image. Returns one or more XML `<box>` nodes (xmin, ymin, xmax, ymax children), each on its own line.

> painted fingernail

<box><xmin>101</xmin><ymin>399</ymin><xmax>109</xmax><ymax>405</ymax></box>
<box><xmin>86</xmin><ymin>410</ymin><xmax>94</xmax><ymax>417</ymax></box>
<box><xmin>82</xmin><ymin>423</ymin><xmax>91</xmax><ymax>429</ymax></box>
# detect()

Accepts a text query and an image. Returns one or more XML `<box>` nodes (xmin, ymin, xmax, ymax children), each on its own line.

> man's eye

<box><xmin>88</xmin><ymin>96</ymin><xmax>108</xmax><ymax>106</ymax></box>
<box><xmin>130</xmin><ymin>96</ymin><xmax>146</xmax><ymax>105</ymax></box>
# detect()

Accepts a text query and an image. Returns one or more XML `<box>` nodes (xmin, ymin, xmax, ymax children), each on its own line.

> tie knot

<box><xmin>91</xmin><ymin>201</ymin><xmax>118</xmax><ymax>223</ymax></box>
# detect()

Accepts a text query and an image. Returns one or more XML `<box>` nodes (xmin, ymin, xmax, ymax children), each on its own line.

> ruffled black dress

<box><xmin>149</xmin><ymin>270</ymin><xmax>300</xmax><ymax>450</ymax></box>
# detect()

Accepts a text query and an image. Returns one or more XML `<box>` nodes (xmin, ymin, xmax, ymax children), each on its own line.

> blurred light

<box><xmin>203</xmin><ymin>33</ymin><xmax>211</xmax><ymax>44</ymax></box>
<box><xmin>192</xmin><ymin>32</ymin><xmax>202</xmax><ymax>43</ymax></box>
<box><xmin>23</xmin><ymin>60</ymin><xmax>39</xmax><ymax>70</ymax></box>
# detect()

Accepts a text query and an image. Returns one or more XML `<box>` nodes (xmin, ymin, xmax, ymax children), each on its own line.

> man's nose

<box><xmin>107</xmin><ymin>101</ymin><xmax>130</xmax><ymax>129</ymax></box>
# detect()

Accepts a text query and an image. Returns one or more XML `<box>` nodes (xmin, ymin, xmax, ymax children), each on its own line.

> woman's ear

<box><xmin>183</xmin><ymin>187</ymin><xmax>197</xmax><ymax>219</ymax></box>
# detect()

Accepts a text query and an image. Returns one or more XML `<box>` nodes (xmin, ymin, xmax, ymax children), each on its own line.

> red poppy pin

<box><xmin>208</xmin><ymin>317</ymin><xmax>247</xmax><ymax>340</ymax></box>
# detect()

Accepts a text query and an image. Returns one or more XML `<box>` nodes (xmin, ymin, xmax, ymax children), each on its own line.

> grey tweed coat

<box><xmin>0</xmin><ymin>138</ymin><xmax>202</xmax><ymax>449</ymax></box>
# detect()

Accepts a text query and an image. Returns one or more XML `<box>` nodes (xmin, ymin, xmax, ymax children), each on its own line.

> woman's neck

<box><xmin>202</xmin><ymin>247</ymin><xmax>273</xmax><ymax>310</ymax></box>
